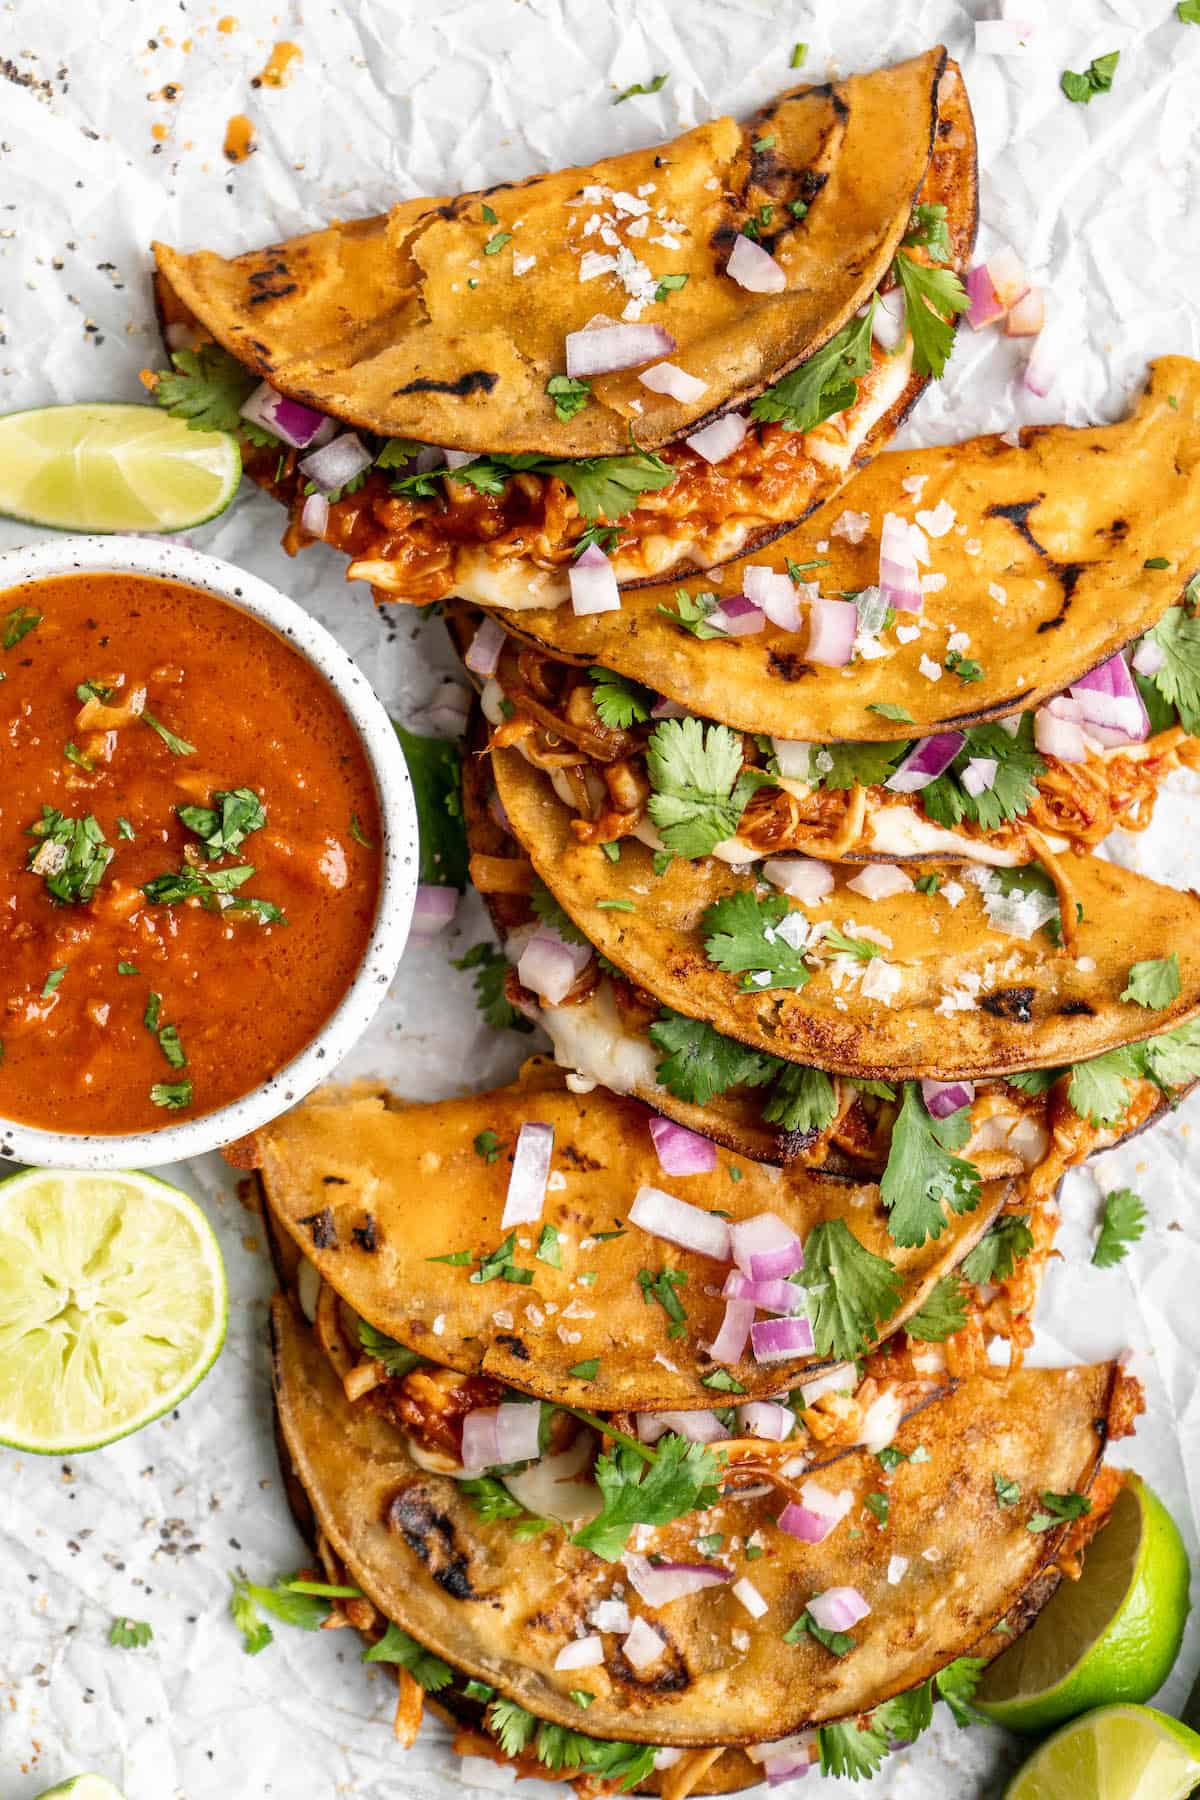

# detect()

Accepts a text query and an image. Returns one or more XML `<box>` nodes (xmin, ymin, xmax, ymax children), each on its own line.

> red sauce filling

<box><xmin>0</xmin><ymin>572</ymin><xmax>382</xmax><ymax>1135</ymax></box>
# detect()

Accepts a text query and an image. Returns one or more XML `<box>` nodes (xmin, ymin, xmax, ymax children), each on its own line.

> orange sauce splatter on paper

<box><xmin>253</xmin><ymin>40</ymin><xmax>303</xmax><ymax>87</ymax></box>
<box><xmin>223</xmin><ymin>113</ymin><xmax>256</xmax><ymax>162</ymax></box>
<box><xmin>151</xmin><ymin>123</ymin><xmax>169</xmax><ymax>142</ymax></box>
<box><xmin>217</xmin><ymin>15</ymin><xmax>238</xmax><ymax>32</ymax></box>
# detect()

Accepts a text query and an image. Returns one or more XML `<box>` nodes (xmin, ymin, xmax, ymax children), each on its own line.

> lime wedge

<box><xmin>1004</xmin><ymin>1704</ymin><xmax>1200</xmax><ymax>1800</ymax></box>
<box><xmin>36</xmin><ymin>1778</ymin><xmax>127</xmax><ymax>1800</ymax></box>
<box><xmin>0</xmin><ymin>402</ymin><xmax>241</xmax><ymax>532</ymax></box>
<box><xmin>0</xmin><ymin>1168</ymin><xmax>227</xmax><ymax>1453</ymax></box>
<box><xmin>975</xmin><ymin>1474</ymin><xmax>1190</xmax><ymax>1733</ymax></box>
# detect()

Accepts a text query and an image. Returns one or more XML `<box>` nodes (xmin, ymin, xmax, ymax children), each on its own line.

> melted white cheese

<box><xmin>866</xmin><ymin>805</ymin><xmax>1068</xmax><ymax>865</ymax></box>
<box><xmin>539</xmin><ymin>980</ymin><xmax>661</xmax><ymax>1097</ymax></box>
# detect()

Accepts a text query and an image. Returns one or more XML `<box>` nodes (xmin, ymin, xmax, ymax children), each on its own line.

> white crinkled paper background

<box><xmin>1</xmin><ymin>1</ymin><xmax>1199</xmax><ymax>1794</ymax></box>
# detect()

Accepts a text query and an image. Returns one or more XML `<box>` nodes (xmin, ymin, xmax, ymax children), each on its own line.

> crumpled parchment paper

<box><xmin>1</xmin><ymin>1</ymin><xmax>1198</xmax><ymax>1794</ymax></box>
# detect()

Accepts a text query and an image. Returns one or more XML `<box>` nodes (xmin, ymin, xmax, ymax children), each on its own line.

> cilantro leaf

<box><xmin>649</xmin><ymin>1009</ymin><xmax>779</xmax><ymax>1104</ymax></box>
<box><xmin>815</xmin><ymin>739</ymin><xmax>909</xmax><ymax>791</ymax></box>
<box><xmin>701</xmin><ymin>889</ymin><xmax>811</xmax><ymax>991</ymax></box>
<box><xmin>892</xmin><ymin>251</ymin><xmax>968</xmax><ymax>379</ymax></box>
<box><xmin>874</xmin><ymin>1680</ymin><xmax>934</xmax><ymax>1744</ymax></box>
<box><xmin>795</xmin><ymin>1218</ymin><xmax>903</xmax><ymax>1361</ymax></box>
<box><xmin>760</xmin><ymin>1064</ymin><xmax>836</xmax><ymax>1135</ymax></box>
<box><xmin>109</xmin><ymin>1616</ymin><xmax>153</xmax><ymax>1649</ymax></box>
<box><xmin>638</xmin><ymin>1265</ymin><xmax>689</xmax><ymax>1338</ymax></box>
<box><xmin>26</xmin><ymin>806</ymin><xmax>112</xmax><ymax>905</ymax></box>
<box><xmin>1143</xmin><ymin>605</ymin><xmax>1200</xmax><ymax>733</ymax></box>
<box><xmin>489</xmin><ymin>1696</ymin><xmax>537</xmax><ymax>1757</ymax></box>
<box><xmin>657</xmin><ymin>587</ymin><xmax>726</xmax><ymax>639</ymax></box>
<box><xmin>546</xmin><ymin>375</ymin><xmax>591</xmax><ymax>422</ymax></box>
<box><xmin>1138</xmin><ymin>1017</ymin><xmax>1200</xmax><ymax>1090</ymax></box>
<box><xmin>452</xmin><ymin>941</ymin><xmax>534</xmax><ymax>1035</ymax></box>
<box><xmin>375</xmin><ymin>438</ymin><xmax>426</xmax><ymax>469</ymax></box>
<box><xmin>572</xmin><ymin>1436</ymin><xmax>722</xmax><ymax>1561</ymax></box>
<box><xmin>153</xmin><ymin>343</ymin><xmax>255</xmax><ymax>433</ymax></box>
<box><xmin>994</xmin><ymin>1472</ymin><xmax>1021</xmax><ymax>1507</ymax></box>
<box><xmin>1092</xmin><ymin>1188</ymin><xmax>1147</xmax><ymax>1268</ymax></box>
<box><xmin>541</xmin><ymin>451</ymin><xmax>675</xmax><ymax>522</ymax></box>
<box><xmin>2</xmin><ymin>605</ymin><xmax>41</xmax><ymax>651</ymax></box>
<box><xmin>645</xmin><ymin>717</ymin><xmax>771</xmax><ymax>858</ymax></box>
<box><xmin>1061</xmin><ymin>51</ymin><xmax>1119</xmax><ymax>104</ymax></box>
<box><xmin>821</xmin><ymin>925</ymin><xmax>882</xmax><ymax>961</ymax></box>
<box><xmin>393</xmin><ymin>722</ymin><xmax>468</xmax><ymax>889</ymax></box>
<box><xmin>880</xmin><ymin>1083</ymin><xmax>981</xmax><ymax>1248</ymax></box>
<box><xmin>961</xmin><ymin>1215</ymin><xmax>1034</xmax><ymax>1285</ymax></box>
<box><xmin>816</xmin><ymin>1719</ymin><xmax>889</xmax><ymax>1780</ymax></box>
<box><xmin>177</xmin><ymin>787</ymin><xmax>266</xmax><ymax>860</ymax></box>
<box><xmin>921</xmin><ymin>716</ymin><xmax>1045</xmax><ymax>833</ymax></box>
<box><xmin>1007</xmin><ymin>1067</ymin><xmax>1060</xmax><ymax>1096</ymax></box>
<box><xmin>751</xmin><ymin>307</ymin><xmax>877</xmax><ymax>434</ymax></box>
<box><xmin>143</xmin><ymin>711</ymin><xmax>196</xmax><ymax>756</ymax></box>
<box><xmin>904</xmin><ymin>1274</ymin><xmax>969</xmax><ymax>1341</ymax></box>
<box><xmin>357</xmin><ymin>1320</ymin><xmax>425</xmax><ymax>1378</ymax></box>
<box><xmin>903</xmin><ymin>202</ymin><xmax>952</xmax><ymax>264</ymax></box>
<box><xmin>487</xmin><ymin>1699</ymin><xmax>658</xmax><ymax>1791</ymax></box>
<box><xmin>935</xmin><ymin>1656</ymin><xmax>987</xmax><ymax>1727</ymax></box>
<box><xmin>362</xmin><ymin>1620</ymin><xmax>453</xmax><ymax>1690</ymax></box>
<box><xmin>1027</xmin><ymin>1490</ymin><xmax>1091</xmax><ymax>1533</ymax></box>
<box><xmin>589</xmin><ymin>666</ymin><xmax>653</xmax><ymax>731</ymax></box>
<box><xmin>1121</xmin><ymin>953</ymin><xmax>1181</xmax><ymax>1009</ymax></box>
<box><xmin>229</xmin><ymin>1575</ymin><xmax>273</xmax><ymax>1655</ymax></box>
<box><xmin>868</xmin><ymin>702</ymin><xmax>915</xmax><ymax>724</ymax></box>
<box><xmin>614</xmin><ymin>72</ymin><xmax>668</xmax><ymax>103</ymax></box>
<box><xmin>530</xmin><ymin>877</ymin><xmax>589</xmax><ymax>945</ymax></box>
<box><xmin>1067</xmin><ymin>1045</ymin><xmax>1141</xmax><ymax>1127</ymax></box>
<box><xmin>785</xmin><ymin>1607</ymin><xmax>857</xmax><ymax>1657</ymax></box>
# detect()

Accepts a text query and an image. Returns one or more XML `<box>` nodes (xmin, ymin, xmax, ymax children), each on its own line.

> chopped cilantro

<box><xmin>150</xmin><ymin>1079</ymin><xmax>192</xmax><ymax>1110</ymax></box>
<box><xmin>348</xmin><ymin>812</ymin><xmax>372</xmax><ymax>848</ymax></box>
<box><xmin>178</xmin><ymin>787</ymin><xmax>266</xmax><ymax>859</ymax></box>
<box><xmin>795</xmin><ymin>1218</ymin><xmax>903</xmax><ymax>1361</ymax></box>
<box><xmin>637</xmin><ymin>1266</ymin><xmax>689</xmax><ymax>1339</ymax></box>
<box><xmin>27</xmin><ymin>806</ymin><xmax>112</xmax><ymax>905</ymax></box>
<box><xmin>904</xmin><ymin>1274</ymin><xmax>968</xmax><ymax>1342</ymax></box>
<box><xmin>701</xmin><ymin>889</ymin><xmax>811</xmax><ymax>991</ymax></box>
<box><xmin>994</xmin><ymin>1473</ymin><xmax>1021</xmax><ymax>1508</ymax></box>
<box><xmin>357</xmin><ymin>1320</ymin><xmax>425</xmax><ymax>1379</ymax></box>
<box><xmin>613</xmin><ymin>72</ymin><xmax>668</xmax><ymax>103</ymax></box>
<box><xmin>109</xmin><ymin>1617</ymin><xmax>153</xmax><ymax>1649</ymax></box>
<box><xmin>2</xmin><ymin>605</ymin><xmax>41</xmax><ymax>651</ymax></box>
<box><xmin>868</xmin><ymin>702</ymin><xmax>915</xmax><ymax>724</ymax></box>
<box><xmin>944</xmin><ymin>651</ymin><xmax>983</xmax><ymax>682</ymax></box>
<box><xmin>1092</xmin><ymin>1188</ymin><xmax>1147</xmax><ymax>1268</ymax></box>
<box><xmin>600</xmin><ymin>841</ymin><xmax>621</xmax><ymax>863</ymax></box>
<box><xmin>702</xmin><ymin>1368</ymin><xmax>745</xmax><ymax>1393</ymax></box>
<box><xmin>589</xmin><ymin>666</ymin><xmax>653</xmax><ymax>730</ymax></box>
<box><xmin>117</xmin><ymin>961</ymin><xmax>139</xmax><ymax>975</ymax></box>
<box><xmin>452</xmin><ymin>941</ymin><xmax>533</xmax><ymax>1035</ymax></box>
<box><xmin>1145</xmin><ymin>557</ymin><xmax>1172</xmax><ymax>570</ymax></box>
<box><xmin>546</xmin><ymin>374</ymin><xmax>592</xmax><ymax>422</ymax></box>
<box><xmin>753</xmin><ymin>134</ymin><xmax>775</xmax><ymax>152</ymax></box>
<box><xmin>891</xmin><ymin>251</ymin><xmax>969</xmax><ymax>379</ymax></box>
<box><xmin>484</xmin><ymin>231</ymin><xmax>513</xmax><ymax>255</ymax></box>
<box><xmin>791</xmin><ymin>42</ymin><xmax>807</xmax><ymax>68</ymax></box>
<box><xmin>1121</xmin><ymin>953</ymin><xmax>1181</xmax><ymax>1009</ymax></box>
<box><xmin>157</xmin><ymin>1024</ymin><xmax>186</xmax><ymax>1070</ymax></box>
<box><xmin>657</xmin><ymin>587</ymin><xmax>725</xmax><ymax>638</ymax></box>
<box><xmin>117</xmin><ymin>815</ymin><xmax>135</xmax><ymax>839</ymax></box>
<box><xmin>864</xmin><ymin>1492</ymin><xmax>889</xmax><ymax>1527</ymax></box>
<box><xmin>487</xmin><ymin>1698</ymin><xmax>658</xmax><ymax>1790</ymax></box>
<box><xmin>1028</xmin><ymin>1490</ymin><xmax>1092</xmax><ymax>1533</ymax></box>
<box><xmin>142</xmin><ymin>711</ymin><xmax>196</xmax><ymax>757</ymax></box>
<box><xmin>903</xmin><ymin>201</ymin><xmax>952</xmax><ymax>264</ymax></box>
<box><xmin>572</xmin><ymin>1436</ymin><xmax>722</xmax><ymax>1561</ymax></box>
<box><xmin>1061</xmin><ymin>51</ymin><xmax>1119</xmax><ymax>104</ymax></box>
<box><xmin>481</xmin><ymin>204</ymin><xmax>498</xmax><ymax>225</ymax></box>
<box><xmin>654</xmin><ymin>272</ymin><xmax>689</xmax><ymax>303</ymax></box>
<box><xmin>530</xmin><ymin>877</ymin><xmax>589</xmax><ymax>944</ymax></box>
<box><xmin>915</xmin><ymin>873</ymin><xmax>941</xmax><ymax>895</ymax></box>
<box><xmin>751</xmin><ymin>306</ymin><xmax>877</xmax><ymax>433</ymax></box>
<box><xmin>469</xmin><ymin>1229</ymin><xmax>533</xmax><ymax>1286</ymax></box>
<box><xmin>64</xmin><ymin>741</ymin><xmax>95</xmax><ymax>773</ymax></box>
<box><xmin>573</xmin><ymin>523</ymin><xmax>621</xmax><ymax>558</ymax></box>
<box><xmin>569</xmin><ymin>1358</ymin><xmax>601</xmax><ymax>1381</ymax></box>
<box><xmin>785</xmin><ymin>1607</ymin><xmax>856</xmax><ymax>1657</ymax></box>
<box><xmin>42</xmin><ymin>967</ymin><xmax>67</xmax><ymax>997</ymax></box>
<box><xmin>961</xmin><ymin>1215</ymin><xmax>1034</xmax><ymax>1285</ymax></box>
<box><xmin>645</xmin><ymin>717</ymin><xmax>771</xmax><ymax>857</ymax></box>
<box><xmin>880</xmin><ymin>1083</ymin><xmax>980</xmax><ymax>1247</ymax></box>
<box><xmin>536</xmin><ymin>1222</ymin><xmax>562</xmax><ymax>1268</ymax></box>
<box><xmin>822</xmin><ymin>925</ymin><xmax>883</xmax><ymax>962</ymax></box>
<box><xmin>361</xmin><ymin>1620</ymin><xmax>453</xmax><ymax>1691</ymax></box>
<box><xmin>877</xmin><ymin>1445</ymin><xmax>907</xmax><ymax>1473</ymax></box>
<box><xmin>474</xmin><ymin>1128</ymin><xmax>506</xmax><ymax>1165</ymax></box>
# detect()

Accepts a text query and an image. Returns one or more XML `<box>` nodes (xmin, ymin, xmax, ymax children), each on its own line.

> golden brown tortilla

<box><xmin>494</xmin><ymin>746</ymin><xmax>1200</xmax><ymax>1082</ymax></box>
<box><xmin>492</xmin><ymin>355</ymin><xmax>1200</xmax><ymax>736</ymax></box>
<box><xmin>153</xmin><ymin>51</ymin><xmax>963</xmax><ymax>457</ymax></box>
<box><xmin>272</xmin><ymin>1290</ymin><xmax>1124</xmax><ymax>1747</ymax></box>
<box><xmin>246</xmin><ymin>1064</ymin><xmax>1008</xmax><ymax>1410</ymax></box>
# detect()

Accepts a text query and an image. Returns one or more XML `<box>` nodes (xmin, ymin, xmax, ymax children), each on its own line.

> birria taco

<box><xmin>149</xmin><ymin>50</ymin><xmax>976</xmax><ymax>605</ymax></box>
<box><xmin>266</xmin><ymin>1254</ymin><xmax>1140</xmax><ymax>1786</ymax></box>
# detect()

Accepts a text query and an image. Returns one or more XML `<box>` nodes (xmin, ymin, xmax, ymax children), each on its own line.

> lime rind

<box><xmin>35</xmin><ymin>1778</ymin><xmax>128</xmax><ymax>1800</ymax></box>
<box><xmin>0</xmin><ymin>402</ymin><xmax>241</xmax><ymax>532</ymax></box>
<box><xmin>0</xmin><ymin>1167</ymin><xmax>227</xmax><ymax>1454</ymax></box>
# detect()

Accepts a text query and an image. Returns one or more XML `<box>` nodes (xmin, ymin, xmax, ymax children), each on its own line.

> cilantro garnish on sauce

<box><xmin>27</xmin><ymin>807</ymin><xmax>112</xmax><ymax>905</ymax></box>
<box><xmin>178</xmin><ymin>787</ymin><xmax>266</xmax><ymax>859</ymax></box>
<box><xmin>2</xmin><ymin>605</ymin><xmax>41</xmax><ymax>651</ymax></box>
<box><xmin>143</xmin><ymin>711</ymin><xmax>196</xmax><ymax>757</ymax></box>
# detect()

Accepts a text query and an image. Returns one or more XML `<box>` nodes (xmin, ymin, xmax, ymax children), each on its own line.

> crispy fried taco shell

<box><xmin>272</xmin><ymin>1290</ymin><xmax>1128</xmax><ymax>1748</ymax></box>
<box><xmin>242</xmin><ymin>1065</ymin><xmax>1009</xmax><ymax>1410</ymax></box>
<box><xmin>493</xmin><ymin>745</ymin><xmax>1200</xmax><ymax>1082</ymax></box>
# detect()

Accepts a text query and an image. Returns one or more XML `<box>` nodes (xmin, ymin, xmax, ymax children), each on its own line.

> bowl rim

<box><xmin>0</xmin><ymin>534</ymin><xmax>417</xmax><ymax>1169</ymax></box>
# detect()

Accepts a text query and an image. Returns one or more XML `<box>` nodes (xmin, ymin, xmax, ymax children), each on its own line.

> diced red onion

<box><xmin>748</xmin><ymin>1733</ymin><xmax>819</xmax><ymax>1770</ymax></box>
<box><xmin>638</xmin><ymin>361</ymin><xmax>709</xmax><ymax>404</ymax></box>
<box><xmin>885</xmin><ymin>731</ymin><xmax>965</xmax><ymax>793</ymax></box>
<box><xmin>846</xmin><ymin>864</ymin><xmax>914</xmax><ymax>901</ymax></box>
<box><xmin>569</xmin><ymin>543</ymin><xmax>621</xmax><ymax>616</ymax></box>
<box><xmin>623</xmin><ymin>1554</ymin><xmax>731</xmax><ymax>1607</ymax></box>
<box><xmin>409</xmin><ymin>883</ymin><xmax>460</xmax><ymax>939</ymax></box>
<box><xmin>805</xmin><ymin>597</ymin><xmax>858</xmax><ymax>667</ymax></box>
<box><xmin>460</xmin><ymin>1408</ymin><xmax>500</xmax><ymax>1473</ymax></box>
<box><xmin>965</xmin><ymin>263</ymin><xmax>1006</xmax><ymax>331</ymax></box>
<box><xmin>735</xmin><ymin>1401</ymin><xmax>794</xmax><ymax>1441</ymax></box>
<box><xmin>1132</xmin><ymin>638</ymin><xmax>1166</xmax><ymax>678</ymax></box>
<box><xmin>751</xmin><ymin>1315</ymin><xmax>815</xmax><ymax>1364</ymax></box>
<box><xmin>1069</xmin><ymin>654</ymin><xmax>1150</xmax><ymax>742</ymax></box>
<box><xmin>731</xmin><ymin>1213</ymin><xmax>805</xmax><ymax>1281</ymax></box>
<box><xmin>709</xmin><ymin>595</ymin><xmax>765</xmax><ymax>637</ymax></box>
<box><xmin>708</xmin><ymin>1298</ymin><xmax>754</xmax><ymax>1365</ymax></box>
<box><xmin>879</xmin><ymin>511</ymin><xmax>924</xmax><ymax>613</ymax></box>
<box><xmin>987</xmin><ymin>245</ymin><xmax>1030</xmax><ymax>312</ymax></box>
<box><xmin>409</xmin><ymin>677</ymin><xmax>473</xmax><ymax>740</ymax></box>
<box><xmin>872</xmin><ymin>287</ymin><xmax>907</xmax><ymax>352</ymax></box>
<box><xmin>649</xmin><ymin>1116</ymin><xmax>718</xmax><ymax>1176</ymax></box>
<box><xmin>517</xmin><ymin>926</ymin><xmax>593</xmax><ymax>1005</ymax></box>
<box><xmin>495</xmin><ymin>1400</ymin><xmax>543</xmax><ymax>1465</ymax></box>
<box><xmin>650</xmin><ymin>696</ymin><xmax>689</xmax><ymax>719</ymax></box>
<box><xmin>1024</xmin><ymin>327</ymin><xmax>1059</xmax><ymax>398</ymax></box>
<box><xmin>961</xmin><ymin>756</ymin><xmax>998</xmax><ymax>797</ymax></box>
<box><xmin>629</xmin><ymin>1185</ymin><xmax>732</xmax><ymax>1261</ymax></box>
<box><xmin>807</xmin><ymin>1587</ymin><xmax>870</xmax><ymax>1633</ymax></box>
<box><xmin>1005</xmin><ymin>287</ymin><xmax>1044</xmax><ymax>338</ymax></box>
<box><xmin>685</xmin><ymin>411</ymin><xmax>750</xmax><ymax>465</ymax></box>
<box><xmin>413</xmin><ymin>445</ymin><xmax>446</xmax><ymax>475</ymax></box>
<box><xmin>636</xmin><ymin>1409</ymin><xmax>730</xmax><ymax>1445</ymax></box>
<box><xmin>763</xmin><ymin>856</ymin><xmax>833</xmax><ymax>903</ymax></box>
<box><xmin>554</xmin><ymin>1635</ymin><xmax>603</xmax><ymax>1671</ymax></box>
<box><xmin>770</xmin><ymin>741</ymin><xmax>813</xmax><ymax>782</ymax></box>
<box><xmin>722</xmin><ymin>1271</ymin><xmax>805</xmax><ymax>1315</ymax></box>
<box><xmin>921</xmin><ymin>1078</ymin><xmax>975</xmax><ymax>1119</ymax></box>
<box><xmin>1034</xmin><ymin>704</ymin><xmax>1088</xmax><ymax>763</ymax></box>
<box><xmin>239</xmin><ymin>380</ymin><xmax>336</xmax><ymax>450</ymax></box>
<box><xmin>727</xmin><ymin>234</ymin><xmax>787</xmax><ymax>294</ymax></box>
<box><xmin>299</xmin><ymin>491</ymin><xmax>329</xmax><ymax>537</ymax></box>
<box><xmin>776</xmin><ymin>1503</ymin><xmax>838</xmax><ymax>1545</ymax></box>
<box><xmin>732</xmin><ymin>1577</ymin><xmax>768</xmax><ymax>1620</ymax></box>
<box><xmin>501</xmin><ymin>1121</ymin><xmax>555</xmax><ymax>1229</ymax></box>
<box><xmin>299</xmin><ymin>431</ymin><xmax>374</xmax><ymax>496</ymax></box>
<box><xmin>465</xmin><ymin>614</ymin><xmax>506</xmax><ymax>678</ymax></box>
<box><xmin>565</xmin><ymin>322</ymin><xmax>676</xmax><ymax>378</ymax></box>
<box><xmin>856</xmin><ymin>1388</ymin><xmax>905</xmax><ymax>1455</ymax></box>
<box><xmin>442</xmin><ymin>448</ymin><xmax>477</xmax><ymax>471</ymax></box>
<box><xmin>764</xmin><ymin>1747</ymin><xmax>817</xmax><ymax>1785</ymax></box>
<box><xmin>621</xmin><ymin>1615</ymin><xmax>666</xmax><ymax>1670</ymax></box>
<box><xmin>744</xmin><ymin>566</ymin><xmax>803</xmax><ymax>633</ymax></box>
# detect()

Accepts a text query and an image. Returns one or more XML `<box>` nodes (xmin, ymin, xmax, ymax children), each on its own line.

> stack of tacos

<box><xmin>170</xmin><ymin>43</ymin><xmax>1199</xmax><ymax>1795</ymax></box>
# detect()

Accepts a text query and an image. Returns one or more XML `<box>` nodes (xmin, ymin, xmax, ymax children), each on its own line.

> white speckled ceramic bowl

<box><xmin>0</xmin><ymin>535</ymin><xmax>418</xmax><ymax>1170</ymax></box>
